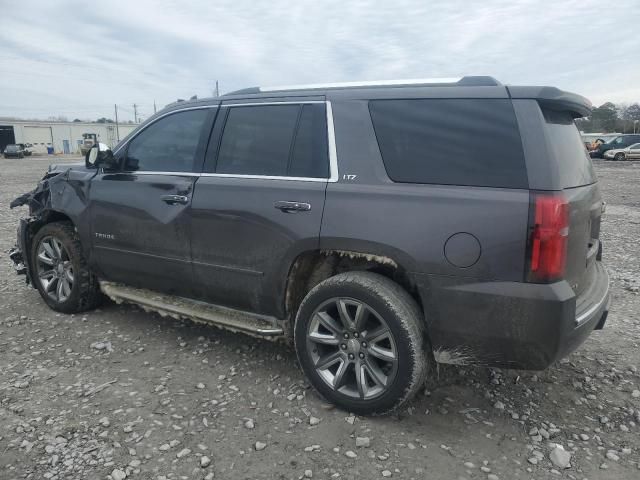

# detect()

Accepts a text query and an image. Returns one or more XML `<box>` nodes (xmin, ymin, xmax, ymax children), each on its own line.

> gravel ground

<box><xmin>1</xmin><ymin>155</ymin><xmax>639</xmax><ymax>480</ymax></box>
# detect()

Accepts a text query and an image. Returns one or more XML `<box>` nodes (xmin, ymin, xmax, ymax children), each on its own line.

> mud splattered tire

<box><xmin>294</xmin><ymin>272</ymin><xmax>428</xmax><ymax>415</ymax></box>
<box><xmin>31</xmin><ymin>221</ymin><xmax>102</xmax><ymax>313</ymax></box>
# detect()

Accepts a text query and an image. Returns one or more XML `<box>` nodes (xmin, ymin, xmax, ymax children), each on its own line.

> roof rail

<box><xmin>222</xmin><ymin>76</ymin><xmax>501</xmax><ymax>96</ymax></box>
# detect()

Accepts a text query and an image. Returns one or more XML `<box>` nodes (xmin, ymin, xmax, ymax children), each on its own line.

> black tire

<box><xmin>30</xmin><ymin>221</ymin><xmax>102</xmax><ymax>313</ymax></box>
<box><xmin>294</xmin><ymin>272</ymin><xmax>428</xmax><ymax>415</ymax></box>
<box><xmin>614</xmin><ymin>152</ymin><xmax>625</xmax><ymax>161</ymax></box>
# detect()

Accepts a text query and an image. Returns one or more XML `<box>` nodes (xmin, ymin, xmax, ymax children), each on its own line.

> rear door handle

<box><xmin>161</xmin><ymin>194</ymin><xmax>189</xmax><ymax>205</ymax></box>
<box><xmin>274</xmin><ymin>201</ymin><xmax>311</xmax><ymax>213</ymax></box>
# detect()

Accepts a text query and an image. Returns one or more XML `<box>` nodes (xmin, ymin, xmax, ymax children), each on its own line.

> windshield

<box><xmin>608</xmin><ymin>136</ymin><xmax>624</xmax><ymax>145</ymax></box>
<box><xmin>6</xmin><ymin>145</ymin><xmax>19</xmax><ymax>152</ymax></box>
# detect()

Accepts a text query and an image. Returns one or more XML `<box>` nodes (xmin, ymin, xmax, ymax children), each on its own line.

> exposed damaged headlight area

<box><xmin>9</xmin><ymin>169</ymin><xmax>68</xmax><ymax>217</ymax></box>
<box><xmin>8</xmin><ymin>165</ymin><xmax>92</xmax><ymax>286</ymax></box>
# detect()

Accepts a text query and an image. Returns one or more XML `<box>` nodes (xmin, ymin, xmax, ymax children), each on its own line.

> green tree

<box><xmin>622</xmin><ymin>103</ymin><xmax>640</xmax><ymax>121</ymax></box>
<box><xmin>591</xmin><ymin>103</ymin><xmax>618</xmax><ymax>132</ymax></box>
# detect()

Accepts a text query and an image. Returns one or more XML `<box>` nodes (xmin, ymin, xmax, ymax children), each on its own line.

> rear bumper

<box><xmin>413</xmin><ymin>262</ymin><xmax>609</xmax><ymax>369</ymax></box>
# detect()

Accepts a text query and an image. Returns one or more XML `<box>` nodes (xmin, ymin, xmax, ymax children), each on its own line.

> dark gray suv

<box><xmin>9</xmin><ymin>76</ymin><xmax>610</xmax><ymax>414</ymax></box>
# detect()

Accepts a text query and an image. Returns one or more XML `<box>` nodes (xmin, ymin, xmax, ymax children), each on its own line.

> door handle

<box><xmin>274</xmin><ymin>201</ymin><xmax>311</xmax><ymax>213</ymax></box>
<box><xmin>161</xmin><ymin>194</ymin><xmax>189</xmax><ymax>205</ymax></box>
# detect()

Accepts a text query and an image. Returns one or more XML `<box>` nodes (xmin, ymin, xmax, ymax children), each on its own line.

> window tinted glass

<box><xmin>369</xmin><ymin>99</ymin><xmax>527</xmax><ymax>188</ymax></box>
<box><xmin>125</xmin><ymin>109</ymin><xmax>209</xmax><ymax>172</ymax></box>
<box><xmin>216</xmin><ymin>105</ymin><xmax>299</xmax><ymax>176</ymax></box>
<box><xmin>542</xmin><ymin>108</ymin><xmax>595</xmax><ymax>188</ymax></box>
<box><xmin>289</xmin><ymin>104</ymin><xmax>329</xmax><ymax>178</ymax></box>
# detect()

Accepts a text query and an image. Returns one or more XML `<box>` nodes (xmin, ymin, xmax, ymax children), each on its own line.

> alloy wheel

<box><xmin>305</xmin><ymin>297</ymin><xmax>398</xmax><ymax>400</ymax></box>
<box><xmin>35</xmin><ymin>235</ymin><xmax>74</xmax><ymax>303</ymax></box>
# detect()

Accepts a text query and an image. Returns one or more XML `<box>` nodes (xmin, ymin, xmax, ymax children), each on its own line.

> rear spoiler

<box><xmin>507</xmin><ymin>86</ymin><xmax>592</xmax><ymax>118</ymax></box>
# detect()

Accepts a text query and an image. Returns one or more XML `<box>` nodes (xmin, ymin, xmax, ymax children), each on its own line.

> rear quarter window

<box><xmin>542</xmin><ymin>108</ymin><xmax>596</xmax><ymax>188</ymax></box>
<box><xmin>369</xmin><ymin>98</ymin><xmax>528</xmax><ymax>188</ymax></box>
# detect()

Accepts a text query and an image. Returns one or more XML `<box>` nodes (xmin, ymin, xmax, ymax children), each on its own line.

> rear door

<box><xmin>89</xmin><ymin>107</ymin><xmax>215</xmax><ymax>295</ymax></box>
<box><xmin>539</xmin><ymin>107</ymin><xmax>602</xmax><ymax>296</ymax></box>
<box><xmin>190</xmin><ymin>100</ymin><xmax>331</xmax><ymax>316</ymax></box>
<box><xmin>628</xmin><ymin>143</ymin><xmax>640</xmax><ymax>159</ymax></box>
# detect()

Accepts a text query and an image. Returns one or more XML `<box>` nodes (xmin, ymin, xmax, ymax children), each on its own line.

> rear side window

<box><xmin>217</xmin><ymin>105</ymin><xmax>299</xmax><ymax>176</ymax></box>
<box><xmin>289</xmin><ymin>104</ymin><xmax>329</xmax><ymax>178</ymax></box>
<box><xmin>369</xmin><ymin>99</ymin><xmax>527</xmax><ymax>188</ymax></box>
<box><xmin>542</xmin><ymin>108</ymin><xmax>595</xmax><ymax>188</ymax></box>
<box><xmin>215</xmin><ymin>104</ymin><xmax>329</xmax><ymax>178</ymax></box>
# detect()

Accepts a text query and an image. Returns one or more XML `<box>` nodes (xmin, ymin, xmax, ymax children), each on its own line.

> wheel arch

<box><xmin>283</xmin><ymin>248</ymin><xmax>425</xmax><ymax>337</ymax></box>
<box><xmin>23</xmin><ymin>211</ymin><xmax>77</xmax><ymax>287</ymax></box>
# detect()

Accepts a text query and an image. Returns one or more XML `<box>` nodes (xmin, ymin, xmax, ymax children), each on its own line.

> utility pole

<box><xmin>153</xmin><ymin>100</ymin><xmax>157</xmax><ymax>114</ymax></box>
<box><xmin>114</xmin><ymin>104</ymin><xmax>120</xmax><ymax>142</ymax></box>
<box><xmin>133</xmin><ymin>103</ymin><xmax>138</xmax><ymax>123</ymax></box>
<box><xmin>215</xmin><ymin>80</ymin><xmax>219</xmax><ymax>97</ymax></box>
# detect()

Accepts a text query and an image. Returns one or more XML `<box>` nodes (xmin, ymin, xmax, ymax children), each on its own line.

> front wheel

<box><xmin>614</xmin><ymin>152</ymin><xmax>626</xmax><ymax>161</ymax></box>
<box><xmin>294</xmin><ymin>272</ymin><xmax>428</xmax><ymax>415</ymax></box>
<box><xmin>31</xmin><ymin>222</ymin><xmax>102</xmax><ymax>313</ymax></box>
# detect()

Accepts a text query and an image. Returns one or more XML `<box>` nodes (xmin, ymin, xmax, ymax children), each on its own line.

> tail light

<box><xmin>527</xmin><ymin>192</ymin><xmax>569</xmax><ymax>282</ymax></box>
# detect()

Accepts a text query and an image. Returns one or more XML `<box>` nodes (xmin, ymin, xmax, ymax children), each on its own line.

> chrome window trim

<box><xmin>326</xmin><ymin>101</ymin><xmax>338</xmax><ymax>182</ymax></box>
<box><xmin>222</xmin><ymin>101</ymin><xmax>325</xmax><ymax>107</ymax></box>
<box><xmin>118</xmin><ymin>171</ymin><xmax>201</xmax><ymax>177</ymax></box>
<box><xmin>112</xmin><ymin>101</ymin><xmax>339</xmax><ymax>183</ymax></box>
<box><xmin>199</xmin><ymin>173</ymin><xmax>327</xmax><ymax>182</ymax></box>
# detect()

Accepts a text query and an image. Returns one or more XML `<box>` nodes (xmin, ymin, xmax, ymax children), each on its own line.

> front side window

<box><xmin>125</xmin><ymin>109</ymin><xmax>209</xmax><ymax>172</ymax></box>
<box><xmin>214</xmin><ymin>103</ymin><xmax>329</xmax><ymax>178</ymax></box>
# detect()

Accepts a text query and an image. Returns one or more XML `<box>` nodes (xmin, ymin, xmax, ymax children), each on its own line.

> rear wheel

<box><xmin>294</xmin><ymin>272</ymin><xmax>428</xmax><ymax>415</ymax></box>
<box><xmin>31</xmin><ymin>222</ymin><xmax>102</xmax><ymax>313</ymax></box>
<box><xmin>614</xmin><ymin>152</ymin><xmax>625</xmax><ymax>161</ymax></box>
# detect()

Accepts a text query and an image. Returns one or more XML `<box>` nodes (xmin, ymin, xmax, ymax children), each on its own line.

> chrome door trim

<box><xmin>199</xmin><ymin>173</ymin><xmax>328</xmax><ymax>182</ymax></box>
<box><xmin>326</xmin><ymin>101</ymin><xmax>338</xmax><ymax>182</ymax></box>
<box><xmin>222</xmin><ymin>101</ymin><xmax>325</xmax><ymax>107</ymax></box>
<box><xmin>115</xmin><ymin>171</ymin><xmax>201</xmax><ymax>177</ymax></box>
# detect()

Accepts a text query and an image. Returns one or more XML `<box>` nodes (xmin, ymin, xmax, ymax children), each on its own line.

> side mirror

<box><xmin>86</xmin><ymin>143</ymin><xmax>118</xmax><ymax>170</ymax></box>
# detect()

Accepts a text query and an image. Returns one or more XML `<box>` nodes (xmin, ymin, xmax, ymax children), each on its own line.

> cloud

<box><xmin>0</xmin><ymin>0</ymin><xmax>639</xmax><ymax>120</ymax></box>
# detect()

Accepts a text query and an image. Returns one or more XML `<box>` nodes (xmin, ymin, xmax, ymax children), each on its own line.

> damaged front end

<box><xmin>9</xmin><ymin>164</ymin><xmax>90</xmax><ymax>286</ymax></box>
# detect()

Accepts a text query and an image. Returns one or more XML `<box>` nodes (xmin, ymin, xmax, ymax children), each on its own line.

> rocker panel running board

<box><xmin>100</xmin><ymin>282</ymin><xmax>284</xmax><ymax>337</ymax></box>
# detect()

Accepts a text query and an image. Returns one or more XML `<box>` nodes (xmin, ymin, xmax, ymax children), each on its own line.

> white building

<box><xmin>0</xmin><ymin>120</ymin><xmax>138</xmax><ymax>154</ymax></box>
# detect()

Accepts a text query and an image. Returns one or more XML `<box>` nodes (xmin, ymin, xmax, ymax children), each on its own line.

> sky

<box><xmin>1</xmin><ymin>0</ymin><xmax>639</xmax><ymax>122</ymax></box>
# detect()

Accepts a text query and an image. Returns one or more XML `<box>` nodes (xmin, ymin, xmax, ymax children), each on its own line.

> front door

<box><xmin>89</xmin><ymin>107</ymin><xmax>214</xmax><ymax>296</ymax></box>
<box><xmin>190</xmin><ymin>101</ymin><xmax>331</xmax><ymax>316</ymax></box>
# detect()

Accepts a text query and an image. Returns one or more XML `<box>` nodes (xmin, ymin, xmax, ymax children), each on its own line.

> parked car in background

<box><xmin>9</xmin><ymin>77</ymin><xmax>609</xmax><ymax>414</ymax></box>
<box><xmin>17</xmin><ymin>143</ymin><xmax>33</xmax><ymax>156</ymax></box>
<box><xmin>580</xmin><ymin>133</ymin><xmax>619</xmax><ymax>151</ymax></box>
<box><xmin>3</xmin><ymin>144</ymin><xmax>26</xmax><ymax>158</ymax></box>
<box><xmin>604</xmin><ymin>142</ymin><xmax>640</xmax><ymax>161</ymax></box>
<box><xmin>590</xmin><ymin>134</ymin><xmax>640</xmax><ymax>158</ymax></box>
